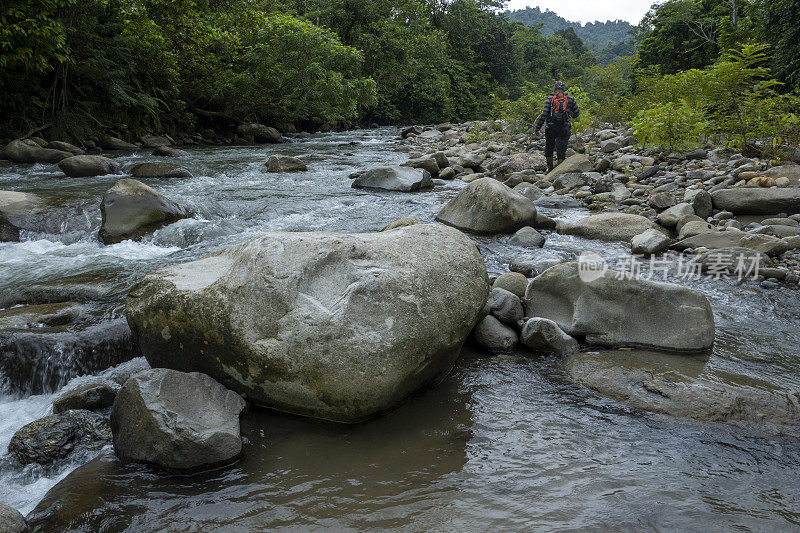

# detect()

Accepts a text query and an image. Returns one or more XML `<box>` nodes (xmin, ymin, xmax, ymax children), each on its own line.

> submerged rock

<box><xmin>436</xmin><ymin>177</ymin><xmax>537</xmax><ymax>234</ymax></box>
<box><xmin>99</xmin><ymin>178</ymin><xmax>189</xmax><ymax>244</ymax></box>
<box><xmin>111</xmin><ymin>368</ymin><xmax>246</xmax><ymax>471</ymax></box>
<box><xmin>524</xmin><ymin>262</ymin><xmax>714</xmax><ymax>353</ymax></box>
<box><xmin>8</xmin><ymin>409</ymin><xmax>111</xmax><ymax>465</ymax></box>
<box><xmin>563</xmin><ymin>350</ymin><xmax>800</xmax><ymax>429</ymax></box>
<box><xmin>125</xmin><ymin>224</ymin><xmax>488</xmax><ymax>423</ymax></box>
<box><xmin>59</xmin><ymin>155</ymin><xmax>122</xmax><ymax>177</ymax></box>
<box><xmin>265</xmin><ymin>155</ymin><xmax>307</xmax><ymax>172</ymax></box>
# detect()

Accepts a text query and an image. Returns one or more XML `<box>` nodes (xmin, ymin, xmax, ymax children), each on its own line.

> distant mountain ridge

<box><xmin>506</xmin><ymin>6</ymin><xmax>635</xmax><ymax>63</ymax></box>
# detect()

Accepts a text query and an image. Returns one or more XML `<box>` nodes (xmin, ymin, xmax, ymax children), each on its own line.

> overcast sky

<box><xmin>507</xmin><ymin>0</ymin><xmax>653</xmax><ymax>24</ymax></box>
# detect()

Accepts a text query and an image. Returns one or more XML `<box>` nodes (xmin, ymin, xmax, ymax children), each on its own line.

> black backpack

<box><xmin>548</xmin><ymin>93</ymin><xmax>569</xmax><ymax>127</ymax></box>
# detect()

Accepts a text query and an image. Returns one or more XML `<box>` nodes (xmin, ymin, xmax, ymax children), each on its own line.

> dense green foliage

<box><xmin>1</xmin><ymin>0</ymin><xmax>798</xmax><ymax>144</ymax></box>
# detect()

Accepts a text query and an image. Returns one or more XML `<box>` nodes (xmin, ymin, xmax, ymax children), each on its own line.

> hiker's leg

<box><xmin>555</xmin><ymin>130</ymin><xmax>569</xmax><ymax>164</ymax></box>
<box><xmin>544</xmin><ymin>129</ymin><xmax>555</xmax><ymax>171</ymax></box>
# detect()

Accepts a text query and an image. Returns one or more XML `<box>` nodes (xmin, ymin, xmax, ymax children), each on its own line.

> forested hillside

<box><xmin>1</xmin><ymin>0</ymin><xmax>798</xmax><ymax>147</ymax></box>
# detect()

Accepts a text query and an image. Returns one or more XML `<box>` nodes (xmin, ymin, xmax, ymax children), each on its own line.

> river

<box><xmin>1</xmin><ymin>128</ymin><xmax>799</xmax><ymax>530</ymax></box>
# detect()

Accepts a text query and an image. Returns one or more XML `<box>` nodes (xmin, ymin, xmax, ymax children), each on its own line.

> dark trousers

<box><xmin>545</xmin><ymin>126</ymin><xmax>570</xmax><ymax>160</ymax></box>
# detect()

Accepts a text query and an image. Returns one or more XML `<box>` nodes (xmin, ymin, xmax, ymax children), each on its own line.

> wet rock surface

<box><xmin>8</xmin><ymin>409</ymin><xmax>111</xmax><ymax>466</ymax></box>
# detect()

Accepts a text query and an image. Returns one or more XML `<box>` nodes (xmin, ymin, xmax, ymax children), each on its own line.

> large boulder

<box><xmin>435</xmin><ymin>177</ymin><xmax>537</xmax><ymax>233</ymax></box>
<box><xmin>631</xmin><ymin>228</ymin><xmax>671</xmax><ymax>255</ymax></box>
<box><xmin>352</xmin><ymin>165</ymin><xmax>432</xmax><ymax>191</ymax></box>
<box><xmin>153</xmin><ymin>146</ymin><xmax>189</xmax><ymax>157</ymax></box>
<box><xmin>111</xmin><ymin>368</ymin><xmax>246</xmax><ymax>471</ymax></box>
<box><xmin>101</xmin><ymin>136</ymin><xmax>138</xmax><ymax>151</ymax></box>
<box><xmin>99</xmin><ymin>178</ymin><xmax>189</xmax><ymax>244</ymax></box>
<box><xmin>2</xmin><ymin>139</ymin><xmax>72</xmax><ymax>163</ymax></box>
<box><xmin>130</xmin><ymin>162</ymin><xmax>193</xmax><ymax>179</ymax></box>
<box><xmin>711</xmin><ymin>187</ymin><xmax>800</xmax><ymax>215</ymax></box>
<box><xmin>401</xmin><ymin>156</ymin><xmax>439</xmax><ymax>177</ymax></box>
<box><xmin>558</xmin><ymin>212</ymin><xmax>667</xmax><ymax>243</ymax></box>
<box><xmin>544</xmin><ymin>154</ymin><xmax>592</xmax><ymax>179</ymax></box>
<box><xmin>8</xmin><ymin>409</ymin><xmax>111</xmax><ymax>465</ymax></box>
<box><xmin>487</xmin><ymin>152</ymin><xmax>547</xmax><ymax>179</ymax></box>
<box><xmin>237</xmin><ymin>123</ymin><xmax>281</xmax><ymax>143</ymax></box>
<box><xmin>0</xmin><ymin>504</ymin><xmax>26</xmax><ymax>533</ymax></box>
<box><xmin>673</xmin><ymin>230</ymin><xmax>745</xmax><ymax>251</ymax></box>
<box><xmin>266</xmin><ymin>155</ymin><xmax>307</xmax><ymax>172</ymax></box>
<box><xmin>59</xmin><ymin>155</ymin><xmax>122</xmax><ymax>177</ymax></box>
<box><xmin>125</xmin><ymin>224</ymin><xmax>488</xmax><ymax>423</ymax></box>
<box><xmin>524</xmin><ymin>262</ymin><xmax>714</xmax><ymax>353</ymax></box>
<box><xmin>0</xmin><ymin>190</ymin><xmax>47</xmax><ymax>241</ymax></box>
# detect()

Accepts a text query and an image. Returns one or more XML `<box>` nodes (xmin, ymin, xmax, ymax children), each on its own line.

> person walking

<box><xmin>534</xmin><ymin>81</ymin><xmax>580</xmax><ymax>172</ymax></box>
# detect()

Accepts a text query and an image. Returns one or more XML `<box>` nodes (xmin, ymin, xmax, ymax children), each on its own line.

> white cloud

<box><xmin>506</xmin><ymin>0</ymin><xmax>653</xmax><ymax>24</ymax></box>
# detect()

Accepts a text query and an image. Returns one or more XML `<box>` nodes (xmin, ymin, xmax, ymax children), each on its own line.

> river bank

<box><xmin>1</xmin><ymin>126</ymin><xmax>799</xmax><ymax>530</ymax></box>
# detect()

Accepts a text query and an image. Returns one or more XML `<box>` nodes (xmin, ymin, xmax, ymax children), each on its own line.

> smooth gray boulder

<box><xmin>0</xmin><ymin>190</ymin><xmax>47</xmax><ymax>242</ymax></box>
<box><xmin>472</xmin><ymin>315</ymin><xmax>518</xmax><ymax>351</ymax></box>
<box><xmin>657</xmin><ymin>203</ymin><xmax>694</xmax><ymax>227</ymax></box>
<box><xmin>266</xmin><ymin>155</ymin><xmax>307</xmax><ymax>172</ymax></box>
<box><xmin>101</xmin><ymin>136</ymin><xmax>138</xmax><ymax>151</ymax></box>
<box><xmin>487</xmin><ymin>152</ymin><xmax>547</xmax><ymax>179</ymax></box>
<box><xmin>0</xmin><ymin>504</ymin><xmax>26</xmax><ymax>533</ymax></box>
<box><xmin>59</xmin><ymin>155</ymin><xmax>122</xmax><ymax>177</ymax></box>
<box><xmin>487</xmin><ymin>287</ymin><xmax>523</xmax><ymax>325</ymax></box>
<box><xmin>153</xmin><ymin>146</ymin><xmax>189</xmax><ymax>157</ymax></box>
<box><xmin>544</xmin><ymin>154</ymin><xmax>592</xmax><ymax>179</ymax></box>
<box><xmin>99</xmin><ymin>178</ymin><xmax>189</xmax><ymax>244</ymax></box>
<box><xmin>125</xmin><ymin>224</ymin><xmax>488</xmax><ymax>423</ymax></box>
<box><xmin>509</xmin><ymin>226</ymin><xmax>545</xmax><ymax>248</ymax></box>
<box><xmin>436</xmin><ymin>177</ymin><xmax>537</xmax><ymax>233</ymax></box>
<box><xmin>558</xmin><ymin>213</ymin><xmax>667</xmax><ymax>243</ymax></box>
<box><xmin>352</xmin><ymin>165</ymin><xmax>432</xmax><ymax>191</ymax></box>
<box><xmin>513</xmin><ymin>182</ymin><xmax>544</xmax><ymax>202</ymax></box>
<box><xmin>130</xmin><ymin>162</ymin><xmax>193</xmax><ymax>178</ymax></box>
<box><xmin>46</xmin><ymin>141</ymin><xmax>83</xmax><ymax>154</ymax></box>
<box><xmin>631</xmin><ymin>228</ymin><xmax>671</xmax><ymax>255</ymax></box>
<box><xmin>689</xmin><ymin>190</ymin><xmax>713</xmax><ymax>218</ymax></box>
<box><xmin>711</xmin><ymin>187</ymin><xmax>800</xmax><ymax>214</ymax></box>
<box><xmin>520</xmin><ymin>317</ymin><xmax>579</xmax><ymax>355</ymax></box>
<box><xmin>111</xmin><ymin>368</ymin><xmax>246</xmax><ymax>471</ymax></box>
<box><xmin>524</xmin><ymin>262</ymin><xmax>714</xmax><ymax>353</ymax></box>
<box><xmin>492</xmin><ymin>272</ymin><xmax>528</xmax><ymax>298</ymax></box>
<box><xmin>3</xmin><ymin>139</ymin><xmax>72</xmax><ymax>163</ymax></box>
<box><xmin>738</xmin><ymin>233</ymin><xmax>793</xmax><ymax>256</ymax></box>
<box><xmin>673</xmin><ymin>230</ymin><xmax>744</xmax><ymax>251</ymax></box>
<box><xmin>401</xmin><ymin>155</ymin><xmax>439</xmax><ymax>177</ymax></box>
<box><xmin>8</xmin><ymin>409</ymin><xmax>111</xmax><ymax>465</ymax></box>
<box><xmin>237</xmin><ymin>124</ymin><xmax>281</xmax><ymax>143</ymax></box>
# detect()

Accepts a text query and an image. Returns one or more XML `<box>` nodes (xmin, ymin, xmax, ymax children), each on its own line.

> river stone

<box><xmin>46</xmin><ymin>141</ymin><xmax>83</xmax><ymax>154</ymax></box>
<box><xmin>631</xmin><ymin>228</ymin><xmax>671</xmax><ymax>255</ymax></box>
<box><xmin>0</xmin><ymin>504</ymin><xmax>26</xmax><ymax>533</ymax></box>
<box><xmin>101</xmin><ymin>136</ymin><xmax>138</xmax><ymax>151</ymax></box>
<box><xmin>509</xmin><ymin>226</ymin><xmax>545</xmax><ymax>248</ymax></box>
<box><xmin>487</xmin><ymin>287</ymin><xmax>523</xmax><ymax>325</ymax></box>
<box><xmin>53</xmin><ymin>378</ymin><xmax>119</xmax><ymax>413</ymax></box>
<box><xmin>738</xmin><ymin>233</ymin><xmax>793</xmax><ymax>256</ymax></box>
<box><xmin>472</xmin><ymin>315</ymin><xmax>518</xmax><ymax>351</ymax></box>
<box><xmin>520</xmin><ymin>317</ymin><xmax>579</xmax><ymax>355</ymax></box>
<box><xmin>690</xmin><ymin>190</ymin><xmax>713</xmax><ymax>218</ymax></box>
<box><xmin>2</xmin><ymin>139</ymin><xmax>72</xmax><ymax>164</ymax></box>
<box><xmin>99</xmin><ymin>178</ymin><xmax>189</xmax><ymax>244</ymax></box>
<box><xmin>534</xmin><ymin>195</ymin><xmax>582</xmax><ymax>209</ymax></box>
<box><xmin>125</xmin><ymin>224</ymin><xmax>488</xmax><ymax>423</ymax></box>
<box><xmin>130</xmin><ymin>162</ymin><xmax>193</xmax><ymax>179</ymax></box>
<box><xmin>8</xmin><ymin>409</ymin><xmax>111</xmax><ymax>465</ymax></box>
<box><xmin>380</xmin><ymin>217</ymin><xmax>420</xmax><ymax>231</ymax></box>
<box><xmin>524</xmin><ymin>262</ymin><xmax>714</xmax><ymax>353</ymax></box>
<box><xmin>111</xmin><ymin>368</ymin><xmax>246</xmax><ymax>471</ymax></box>
<box><xmin>492</xmin><ymin>272</ymin><xmax>528</xmax><ymax>298</ymax></box>
<box><xmin>564</xmin><ymin>350</ymin><xmax>800</xmax><ymax>429</ymax></box>
<box><xmin>657</xmin><ymin>203</ymin><xmax>694</xmax><ymax>227</ymax></box>
<box><xmin>673</xmin><ymin>230</ymin><xmax>744</xmax><ymax>251</ymax></box>
<box><xmin>488</xmin><ymin>152</ymin><xmax>547</xmax><ymax>179</ymax></box>
<box><xmin>558</xmin><ymin>213</ymin><xmax>666</xmax><ymax>244</ymax></box>
<box><xmin>678</xmin><ymin>220</ymin><xmax>716</xmax><ymax>239</ymax></box>
<box><xmin>0</xmin><ymin>190</ymin><xmax>48</xmax><ymax>241</ymax></box>
<box><xmin>352</xmin><ymin>165</ymin><xmax>432</xmax><ymax>191</ymax></box>
<box><xmin>647</xmin><ymin>191</ymin><xmax>677</xmax><ymax>210</ymax></box>
<box><xmin>58</xmin><ymin>155</ymin><xmax>122</xmax><ymax>177</ymax></box>
<box><xmin>266</xmin><ymin>155</ymin><xmax>307</xmax><ymax>172</ymax></box>
<box><xmin>554</xmin><ymin>172</ymin><xmax>590</xmax><ymax>190</ymax></box>
<box><xmin>401</xmin><ymin>156</ymin><xmax>439</xmax><ymax>177</ymax></box>
<box><xmin>436</xmin><ymin>177</ymin><xmax>537</xmax><ymax>234</ymax></box>
<box><xmin>237</xmin><ymin>124</ymin><xmax>282</xmax><ymax>143</ymax></box>
<box><xmin>695</xmin><ymin>247</ymin><xmax>769</xmax><ymax>277</ymax></box>
<box><xmin>513</xmin><ymin>182</ymin><xmax>544</xmax><ymax>201</ymax></box>
<box><xmin>711</xmin><ymin>188</ymin><xmax>800</xmax><ymax>214</ymax></box>
<box><xmin>544</xmin><ymin>154</ymin><xmax>592</xmax><ymax>179</ymax></box>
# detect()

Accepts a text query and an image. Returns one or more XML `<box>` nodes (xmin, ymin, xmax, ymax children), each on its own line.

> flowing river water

<box><xmin>1</xmin><ymin>128</ymin><xmax>799</xmax><ymax>530</ymax></box>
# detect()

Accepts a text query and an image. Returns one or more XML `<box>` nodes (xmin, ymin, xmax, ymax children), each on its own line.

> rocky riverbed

<box><xmin>1</xmin><ymin>125</ymin><xmax>799</xmax><ymax>530</ymax></box>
